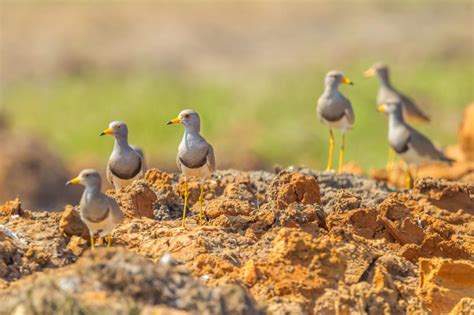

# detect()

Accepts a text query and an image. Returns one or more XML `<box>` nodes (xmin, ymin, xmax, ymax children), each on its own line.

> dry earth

<box><xmin>0</xmin><ymin>165</ymin><xmax>473</xmax><ymax>314</ymax></box>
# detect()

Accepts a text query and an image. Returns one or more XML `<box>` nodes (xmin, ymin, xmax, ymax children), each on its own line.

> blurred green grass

<box><xmin>3</xmin><ymin>61</ymin><xmax>472</xmax><ymax>171</ymax></box>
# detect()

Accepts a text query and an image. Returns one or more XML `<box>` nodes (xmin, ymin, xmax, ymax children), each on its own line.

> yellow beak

<box><xmin>377</xmin><ymin>104</ymin><xmax>387</xmax><ymax>112</ymax></box>
<box><xmin>99</xmin><ymin>128</ymin><xmax>113</xmax><ymax>136</ymax></box>
<box><xmin>66</xmin><ymin>176</ymin><xmax>81</xmax><ymax>186</ymax></box>
<box><xmin>342</xmin><ymin>77</ymin><xmax>354</xmax><ymax>85</ymax></box>
<box><xmin>364</xmin><ymin>68</ymin><xmax>376</xmax><ymax>78</ymax></box>
<box><xmin>166</xmin><ymin>117</ymin><xmax>181</xmax><ymax>125</ymax></box>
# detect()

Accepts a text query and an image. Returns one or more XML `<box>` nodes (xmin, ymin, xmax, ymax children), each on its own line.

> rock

<box><xmin>145</xmin><ymin>168</ymin><xmax>175</xmax><ymax>191</ymax></box>
<box><xmin>206</xmin><ymin>198</ymin><xmax>253</xmax><ymax>219</ymax></box>
<box><xmin>326</xmin><ymin>189</ymin><xmax>362</xmax><ymax>213</ymax></box>
<box><xmin>314</xmin><ymin>253</ymin><xmax>421</xmax><ymax>314</ymax></box>
<box><xmin>418</xmin><ymin>257</ymin><xmax>474</xmax><ymax>314</ymax></box>
<box><xmin>341</xmin><ymin>161</ymin><xmax>365</xmax><ymax>176</ymax></box>
<box><xmin>414</xmin><ymin>177</ymin><xmax>474</xmax><ymax>214</ymax></box>
<box><xmin>242</xmin><ymin>228</ymin><xmax>345</xmax><ymax>309</ymax></box>
<box><xmin>66</xmin><ymin>235</ymin><xmax>88</xmax><ymax>256</ymax></box>
<box><xmin>111</xmin><ymin>180</ymin><xmax>157</xmax><ymax>219</ymax></box>
<box><xmin>380</xmin><ymin>216</ymin><xmax>425</xmax><ymax>246</ymax></box>
<box><xmin>0</xmin><ymin>238</ymin><xmax>18</xmax><ymax>279</ymax></box>
<box><xmin>59</xmin><ymin>205</ymin><xmax>88</xmax><ymax>239</ymax></box>
<box><xmin>241</xmin><ymin>259</ymin><xmax>259</xmax><ymax>287</ymax></box>
<box><xmin>24</xmin><ymin>246</ymin><xmax>51</xmax><ymax>267</ymax></box>
<box><xmin>0</xmin><ymin>198</ymin><xmax>23</xmax><ymax>220</ymax></box>
<box><xmin>269</xmin><ymin>171</ymin><xmax>321</xmax><ymax>209</ymax></box>
<box><xmin>326</xmin><ymin>207</ymin><xmax>384</xmax><ymax>239</ymax></box>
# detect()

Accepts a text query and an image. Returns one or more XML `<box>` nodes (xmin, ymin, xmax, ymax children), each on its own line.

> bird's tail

<box><xmin>440</xmin><ymin>155</ymin><xmax>455</xmax><ymax>165</ymax></box>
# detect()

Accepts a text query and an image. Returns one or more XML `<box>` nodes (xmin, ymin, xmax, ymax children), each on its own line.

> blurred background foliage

<box><xmin>1</xmin><ymin>0</ymin><xmax>473</xmax><ymax>173</ymax></box>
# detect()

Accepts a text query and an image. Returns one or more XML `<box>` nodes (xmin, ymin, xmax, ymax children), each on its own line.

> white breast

<box><xmin>80</xmin><ymin>211</ymin><xmax>118</xmax><ymax>237</ymax></box>
<box><xmin>111</xmin><ymin>169</ymin><xmax>143</xmax><ymax>190</ymax></box>
<box><xmin>321</xmin><ymin>115</ymin><xmax>353</xmax><ymax>132</ymax></box>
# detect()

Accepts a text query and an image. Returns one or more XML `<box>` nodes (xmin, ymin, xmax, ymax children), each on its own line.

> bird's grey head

<box><xmin>324</xmin><ymin>70</ymin><xmax>353</xmax><ymax>88</ymax></box>
<box><xmin>66</xmin><ymin>169</ymin><xmax>102</xmax><ymax>189</ymax></box>
<box><xmin>99</xmin><ymin>121</ymin><xmax>129</xmax><ymax>139</ymax></box>
<box><xmin>365</xmin><ymin>62</ymin><xmax>389</xmax><ymax>80</ymax></box>
<box><xmin>167</xmin><ymin>109</ymin><xmax>201</xmax><ymax>132</ymax></box>
<box><xmin>377</xmin><ymin>100</ymin><xmax>403</xmax><ymax>117</ymax></box>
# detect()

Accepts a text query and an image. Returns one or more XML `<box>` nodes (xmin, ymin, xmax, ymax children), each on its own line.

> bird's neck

<box><xmin>114</xmin><ymin>136</ymin><xmax>130</xmax><ymax>150</ymax></box>
<box><xmin>184</xmin><ymin>126</ymin><xmax>200</xmax><ymax>136</ymax></box>
<box><xmin>378</xmin><ymin>72</ymin><xmax>392</xmax><ymax>88</ymax></box>
<box><xmin>84</xmin><ymin>184</ymin><xmax>101</xmax><ymax>196</ymax></box>
<box><xmin>388</xmin><ymin>111</ymin><xmax>405</xmax><ymax>130</ymax></box>
<box><xmin>182</xmin><ymin>128</ymin><xmax>202</xmax><ymax>149</ymax></box>
<box><xmin>324</xmin><ymin>83</ymin><xmax>339</xmax><ymax>94</ymax></box>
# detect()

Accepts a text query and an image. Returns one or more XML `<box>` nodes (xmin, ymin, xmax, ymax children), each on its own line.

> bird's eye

<box><xmin>184</xmin><ymin>114</ymin><xmax>190</xmax><ymax>118</ymax></box>
<box><xmin>117</xmin><ymin>125</ymin><xmax>122</xmax><ymax>129</ymax></box>
<box><xmin>84</xmin><ymin>174</ymin><xmax>89</xmax><ymax>177</ymax></box>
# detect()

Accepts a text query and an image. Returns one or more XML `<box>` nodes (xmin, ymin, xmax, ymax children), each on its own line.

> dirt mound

<box><xmin>0</xmin><ymin>169</ymin><xmax>472</xmax><ymax>314</ymax></box>
<box><xmin>0</xmin><ymin>200</ymin><xmax>78</xmax><ymax>287</ymax></box>
<box><xmin>0</xmin><ymin>248</ymin><xmax>263</xmax><ymax>315</ymax></box>
<box><xmin>0</xmin><ymin>130</ymin><xmax>80</xmax><ymax>210</ymax></box>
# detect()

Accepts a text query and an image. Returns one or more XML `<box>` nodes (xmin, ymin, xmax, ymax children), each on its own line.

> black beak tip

<box><xmin>65</xmin><ymin>181</ymin><xmax>71</xmax><ymax>187</ymax></box>
<box><xmin>166</xmin><ymin>121</ymin><xmax>172</xmax><ymax>125</ymax></box>
<box><xmin>99</xmin><ymin>132</ymin><xmax>105</xmax><ymax>136</ymax></box>
<box><xmin>349</xmin><ymin>82</ymin><xmax>354</xmax><ymax>86</ymax></box>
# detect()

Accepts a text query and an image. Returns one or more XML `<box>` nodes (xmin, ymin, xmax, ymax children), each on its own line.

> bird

<box><xmin>317</xmin><ymin>70</ymin><xmax>355</xmax><ymax>174</ymax></box>
<box><xmin>66</xmin><ymin>169</ymin><xmax>124</xmax><ymax>249</ymax></box>
<box><xmin>365</xmin><ymin>62</ymin><xmax>430</xmax><ymax>122</ymax></box>
<box><xmin>377</xmin><ymin>101</ymin><xmax>453</xmax><ymax>189</ymax></box>
<box><xmin>100</xmin><ymin>121</ymin><xmax>146</xmax><ymax>190</ymax></box>
<box><xmin>167</xmin><ymin>109</ymin><xmax>215</xmax><ymax>228</ymax></box>
<box><xmin>365</xmin><ymin>63</ymin><xmax>431</xmax><ymax>169</ymax></box>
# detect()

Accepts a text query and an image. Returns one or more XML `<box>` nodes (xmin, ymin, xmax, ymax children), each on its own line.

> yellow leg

<box><xmin>107</xmin><ymin>235</ymin><xmax>112</xmax><ymax>247</ymax></box>
<box><xmin>97</xmin><ymin>236</ymin><xmax>104</xmax><ymax>246</ymax></box>
<box><xmin>182</xmin><ymin>178</ymin><xmax>188</xmax><ymax>228</ymax></box>
<box><xmin>338</xmin><ymin>133</ymin><xmax>345</xmax><ymax>174</ymax></box>
<box><xmin>199</xmin><ymin>182</ymin><xmax>204</xmax><ymax>226</ymax></box>
<box><xmin>386</xmin><ymin>147</ymin><xmax>396</xmax><ymax>170</ymax></box>
<box><xmin>326</xmin><ymin>129</ymin><xmax>334</xmax><ymax>171</ymax></box>
<box><xmin>90</xmin><ymin>234</ymin><xmax>95</xmax><ymax>250</ymax></box>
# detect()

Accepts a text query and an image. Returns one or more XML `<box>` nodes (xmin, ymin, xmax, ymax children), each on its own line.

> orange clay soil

<box><xmin>0</xmin><ymin>168</ymin><xmax>473</xmax><ymax>314</ymax></box>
